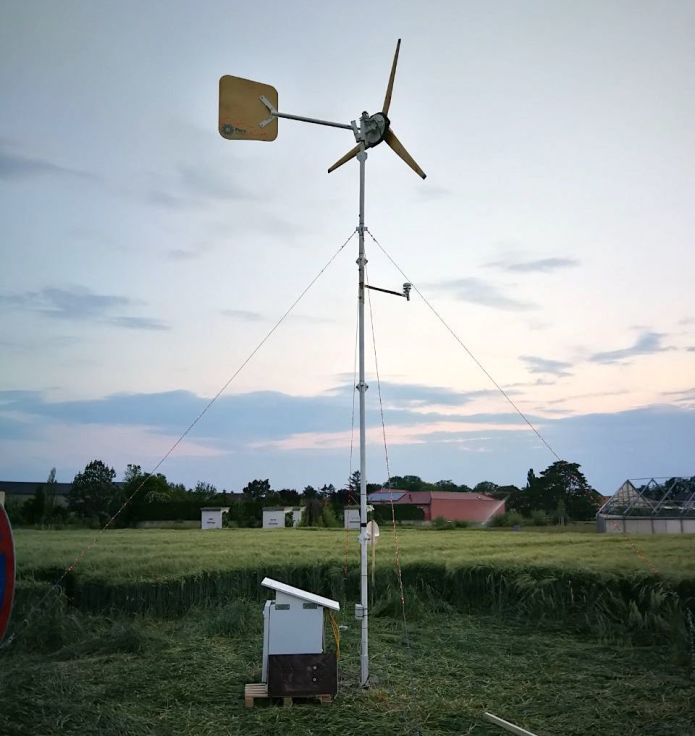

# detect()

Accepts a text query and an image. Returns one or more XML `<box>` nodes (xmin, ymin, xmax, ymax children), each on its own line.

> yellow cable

<box><xmin>328</xmin><ymin>610</ymin><xmax>341</xmax><ymax>659</ymax></box>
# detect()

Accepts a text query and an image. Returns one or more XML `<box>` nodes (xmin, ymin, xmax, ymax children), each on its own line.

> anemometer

<box><xmin>218</xmin><ymin>39</ymin><xmax>426</xmax><ymax>687</ymax></box>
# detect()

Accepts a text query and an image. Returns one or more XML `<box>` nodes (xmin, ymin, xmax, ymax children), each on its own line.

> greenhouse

<box><xmin>597</xmin><ymin>477</ymin><xmax>695</xmax><ymax>534</ymax></box>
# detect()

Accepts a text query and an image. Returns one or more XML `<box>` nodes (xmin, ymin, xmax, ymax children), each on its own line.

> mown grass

<box><xmin>1</xmin><ymin>591</ymin><xmax>693</xmax><ymax>736</ymax></box>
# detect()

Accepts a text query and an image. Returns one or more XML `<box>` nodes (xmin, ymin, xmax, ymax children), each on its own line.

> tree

<box><xmin>119</xmin><ymin>465</ymin><xmax>172</xmax><ymax>525</ymax></box>
<box><xmin>434</xmin><ymin>480</ymin><xmax>458</xmax><ymax>492</ymax></box>
<box><xmin>319</xmin><ymin>483</ymin><xmax>336</xmax><ymax>497</ymax></box>
<box><xmin>302</xmin><ymin>485</ymin><xmax>319</xmax><ymax>499</ymax></box>
<box><xmin>242</xmin><ymin>479</ymin><xmax>271</xmax><ymax>501</ymax></box>
<box><xmin>555</xmin><ymin>498</ymin><xmax>567</xmax><ymax>527</ymax></box>
<box><xmin>43</xmin><ymin>467</ymin><xmax>57</xmax><ymax>523</ymax></box>
<box><xmin>68</xmin><ymin>460</ymin><xmax>117</xmax><ymax>521</ymax></box>
<box><xmin>347</xmin><ymin>471</ymin><xmax>361</xmax><ymax>498</ymax></box>
<box><xmin>193</xmin><ymin>481</ymin><xmax>218</xmax><ymax>500</ymax></box>
<box><xmin>474</xmin><ymin>481</ymin><xmax>499</xmax><ymax>494</ymax></box>
<box><xmin>122</xmin><ymin>465</ymin><xmax>170</xmax><ymax>501</ymax></box>
<box><xmin>387</xmin><ymin>475</ymin><xmax>429</xmax><ymax>492</ymax></box>
<box><xmin>320</xmin><ymin>503</ymin><xmax>339</xmax><ymax>527</ymax></box>
<box><xmin>277</xmin><ymin>488</ymin><xmax>300</xmax><ymax>505</ymax></box>
<box><xmin>525</xmin><ymin>461</ymin><xmax>601</xmax><ymax>521</ymax></box>
<box><xmin>299</xmin><ymin>497</ymin><xmax>338</xmax><ymax>527</ymax></box>
<box><xmin>167</xmin><ymin>482</ymin><xmax>189</xmax><ymax>500</ymax></box>
<box><xmin>540</xmin><ymin>461</ymin><xmax>601</xmax><ymax>520</ymax></box>
<box><xmin>22</xmin><ymin>485</ymin><xmax>45</xmax><ymax>525</ymax></box>
<box><xmin>299</xmin><ymin>497</ymin><xmax>322</xmax><ymax>526</ymax></box>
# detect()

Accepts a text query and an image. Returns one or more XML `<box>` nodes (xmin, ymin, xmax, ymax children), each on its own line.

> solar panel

<box><xmin>367</xmin><ymin>491</ymin><xmax>405</xmax><ymax>502</ymax></box>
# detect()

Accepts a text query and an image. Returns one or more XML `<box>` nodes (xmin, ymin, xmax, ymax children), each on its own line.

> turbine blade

<box><xmin>327</xmin><ymin>144</ymin><xmax>361</xmax><ymax>174</ymax></box>
<box><xmin>382</xmin><ymin>39</ymin><xmax>401</xmax><ymax>115</ymax></box>
<box><xmin>384</xmin><ymin>129</ymin><xmax>426</xmax><ymax>179</ymax></box>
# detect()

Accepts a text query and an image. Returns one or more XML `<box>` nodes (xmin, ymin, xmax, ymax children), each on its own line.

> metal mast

<box><xmin>218</xmin><ymin>37</ymin><xmax>425</xmax><ymax>692</ymax></box>
<box><xmin>356</xmin><ymin>143</ymin><xmax>369</xmax><ymax>685</ymax></box>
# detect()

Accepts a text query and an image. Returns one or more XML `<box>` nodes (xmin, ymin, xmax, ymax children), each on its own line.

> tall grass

<box><xmin>14</xmin><ymin>562</ymin><xmax>693</xmax><ymax>654</ymax></box>
<box><xmin>11</xmin><ymin>528</ymin><xmax>695</xmax><ymax>654</ymax></box>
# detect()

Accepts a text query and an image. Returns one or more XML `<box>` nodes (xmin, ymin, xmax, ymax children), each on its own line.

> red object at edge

<box><xmin>0</xmin><ymin>504</ymin><xmax>15</xmax><ymax>642</ymax></box>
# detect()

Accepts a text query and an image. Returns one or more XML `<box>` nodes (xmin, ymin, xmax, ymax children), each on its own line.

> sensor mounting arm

<box><xmin>365</xmin><ymin>282</ymin><xmax>412</xmax><ymax>301</ymax></box>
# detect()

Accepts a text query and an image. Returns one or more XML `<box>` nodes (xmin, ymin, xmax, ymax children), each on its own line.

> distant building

<box><xmin>200</xmin><ymin>507</ymin><xmax>230</xmax><ymax>530</ymax></box>
<box><xmin>367</xmin><ymin>489</ymin><xmax>505</xmax><ymax>524</ymax></box>
<box><xmin>263</xmin><ymin>507</ymin><xmax>303</xmax><ymax>529</ymax></box>
<box><xmin>0</xmin><ymin>481</ymin><xmax>74</xmax><ymax>507</ymax></box>
<box><xmin>597</xmin><ymin>478</ymin><xmax>695</xmax><ymax>534</ymax></box>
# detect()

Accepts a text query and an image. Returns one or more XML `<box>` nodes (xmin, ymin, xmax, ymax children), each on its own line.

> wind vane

<box><xmin>218</xmin><ymin>39</ymin><xmax>426</xmax><ymax>687</ymax></box>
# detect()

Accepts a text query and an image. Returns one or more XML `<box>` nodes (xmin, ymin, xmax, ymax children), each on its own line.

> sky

<box><xmin>1</xmin><ymin>0</ymin><xmax>694</xmax><ymax>493</ymax></box>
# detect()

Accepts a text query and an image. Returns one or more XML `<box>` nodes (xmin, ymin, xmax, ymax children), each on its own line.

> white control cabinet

<box><xmin>260</xmin><ymin>577</ymin><xmax>340</xmax><ymax>683</ymax></box>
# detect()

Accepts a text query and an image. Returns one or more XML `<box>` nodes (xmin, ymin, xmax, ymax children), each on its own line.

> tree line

<box><xmin>7</xmin><ymin>459</ymin><xmax>603</xmax><ymax>528</ymax></box>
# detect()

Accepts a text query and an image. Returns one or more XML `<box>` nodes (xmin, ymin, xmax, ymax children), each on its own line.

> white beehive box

<box><xmin>260</xmin><ymin>577</ymin><xmax>340</xmax><ymax>682</ymax></box>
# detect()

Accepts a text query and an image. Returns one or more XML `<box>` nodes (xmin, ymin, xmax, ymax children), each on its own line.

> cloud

<box><xmin>0</xmin><ymin>143</ymin><xmax>94</xmax><ymax>181</ymax></box>
<box><xmin>147</xmin><ymin>190</ymin><xmax>188</xmax><ymax>209</ymax></box>
<box><xmin>427</xmin><ymin>277</ymin><xmax>536</xmax><ymax>311</ymax></box>
<box><xmin>290</xmin><ymin>313</ymin><xmax>336</xmax><ymax>325</ymax></box>
<box><xmin>546</xmin><ymin>389</ymin><xmax>629</xmax><ymax>406</ymax></box>
<box><xmin>177</xmin><ymin>163</ymin><xmax>254</xmax><ymax>201</ymax></box>
<box><xmin>328</xmin><ymin>381</ymin><xmax>507</xmax><ymax>407</ymax></box>
<box><xmin>662</xmin><ymin>387</ymin><xmax>695</xmax><ymax>405</ymax></box>
<box><xmin>0</xmin><ymin>286</ymin><xmax>168</xmax><ymax>330</ymax></box>
<box><xmin>0</xmin><ymin>335</ymin><xmax>79</xmax><ymax>351</ymax></box>
<box><xmin>220</xmin><ymin>308</ymin><xmax>331</xmax><ymax>325</ymax></box>
<box><xmin>487</xmin><ymin>257</ymin><xmax>579</xmax><ymax>273</ymax></box>
<box><xmin>0</xmin><ymin>390</ymin><xmax>43</xmax><ymax>406</ymax></box>
<box><xmin>168</xmin><ymin>248</ymin><xmax>202</xmax><ymax>260</ymax></box>
<box><xmin>3</xmin><ymin>386</ymin><xmax>695</xmax><ymax>492</ymax></box>
<box><xmin>221</xmin><ymin>309</ymin><xmax>265</xmax><ymax>322</ymax></box>
<box><xmin>147</xmin><ymin>162</ymin><xmax>257</xmax><ymax>209</ymax></box>
<box><xmin>109</xmin><ymin>316</ymin><xmax>168</xmax><ymax>331</ymax></box>
<box><xmin>415</xmin><ymin>185</ymin><xmax>452</xmax><ymax>202</ymax></box>
<box><xmin>520</xmin><ymin>355</ymin><xmax>573</xmax><ymax>377</ymax></box>
<box><xmin>589</xmin><ymin>331</ymin><xmax>672</xmax><ymax>365</ymax></box>
<box><xmin>0</xmin><ymin>386</ymin><xmax>531</xmax><ymax>450</ymax></box>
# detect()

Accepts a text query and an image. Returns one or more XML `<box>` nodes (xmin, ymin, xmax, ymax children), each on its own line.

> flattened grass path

<box><xmin>1</xmin><ymin>605</ymin><xmax>692</xmax><ymax>736</ymax></box>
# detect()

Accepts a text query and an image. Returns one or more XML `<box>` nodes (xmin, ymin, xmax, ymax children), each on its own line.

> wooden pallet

<box><xmin>244</xmin><ymin>683</ymin><xmax>333</xmax><ymax>708</ymax></box>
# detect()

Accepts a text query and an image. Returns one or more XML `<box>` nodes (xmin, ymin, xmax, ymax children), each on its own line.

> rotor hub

<box><xmin>361</xmin><ymin>112</ymin><xmax>390</xmax><ymax>149</ymax></box>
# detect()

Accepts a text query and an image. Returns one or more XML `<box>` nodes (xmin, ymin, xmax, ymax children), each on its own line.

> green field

<box><xmin>14</xmin><ymin>527</ymin><xmax>695</xmax><ymax>581</ymax></box>
<box><xmin>3</xmin><ymin>527</ymin><xmax>695</xmax><ymax>735</ymax></box>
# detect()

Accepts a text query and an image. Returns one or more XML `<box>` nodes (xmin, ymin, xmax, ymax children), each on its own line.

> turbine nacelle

<box><xmin>360</xmin><ymin>111</ymin><xmax>390</xmax><ymax>149</ymax></box>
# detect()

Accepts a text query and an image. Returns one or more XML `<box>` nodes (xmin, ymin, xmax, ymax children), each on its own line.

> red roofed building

<box><xmin>368</xmin><ymin>490</ymin><xmax>506</xmax><ymax>524</ymax></box>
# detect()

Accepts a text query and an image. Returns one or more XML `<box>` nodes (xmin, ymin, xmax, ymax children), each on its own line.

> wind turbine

<box><xmin>219</xmin><ymin>39</ymin><xmax>426</xmax><ymax>688</ymax></box>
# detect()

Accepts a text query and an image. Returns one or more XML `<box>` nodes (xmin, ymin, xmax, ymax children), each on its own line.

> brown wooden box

<box><xmin>267</xmin><ymin>653</ymin><xmax>337</xmax><ymax>697</ymax></box>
